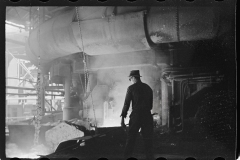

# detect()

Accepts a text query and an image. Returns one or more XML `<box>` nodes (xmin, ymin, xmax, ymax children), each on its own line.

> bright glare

<box><xmin>6</xmin><ymin>143</ymin><xmax>52</xmax><ymax>158</ymax></box>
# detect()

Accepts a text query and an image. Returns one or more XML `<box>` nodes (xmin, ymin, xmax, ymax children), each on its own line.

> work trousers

<box><xmin>124</xmin><ymin>112</ymin><xmax>153</xmax><ymax>159</ymax></box>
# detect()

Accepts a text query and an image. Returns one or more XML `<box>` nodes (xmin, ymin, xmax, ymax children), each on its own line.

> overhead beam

<box><xmin>47</xmin><ymin>7</ymin><xmax>68</xmax><ymax>14</ymax></box>
<box><xmin>7</xmin><ymin>77</ymin><xmax>36</xmax><ymax>83</ymax></box>
<box><xmin>6</xmin><ymin>45</ymin><xmax>25</xmax><ymax>49</ymax></box>
<box><xmin>6</xmin><ymin>93</ymin><xmax>63</xmax><ymax>96</ymax></box>
<box><xmin>6</xmin><ymin>97</ymin><xmax>64</xmax><ymax>100</ymax></box>
<box><xmin>6</xmin><ymin>86</ymin><xmax>64</xmax><ymax>93</ymax></box>
<box><xmin>5</xmin><ymin>21</ymin><xmax>25</xmax><ymax>29</ymax></box>
<box><xmin>6</xmin><ymin>38</ymin><xmax>25</xmax><ymax>46</ymax></box>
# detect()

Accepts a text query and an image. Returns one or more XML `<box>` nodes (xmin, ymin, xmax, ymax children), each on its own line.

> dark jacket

<box><xmin>121</xmin><ymin>81</ymin><xmax>153</xmax><ymax>118</ymax></box>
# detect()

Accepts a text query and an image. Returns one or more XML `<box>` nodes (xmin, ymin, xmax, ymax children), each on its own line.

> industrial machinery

<box><xmin>5</xmin><ymin>2</ymin><xmax>236</xmax><ymax>159</ymax></box>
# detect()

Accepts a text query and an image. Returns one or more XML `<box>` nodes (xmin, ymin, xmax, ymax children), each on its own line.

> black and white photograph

<box><xmin>3</xmin><ymin>0</ymin><xmax>236</xmax><ymax>159</ymax></box>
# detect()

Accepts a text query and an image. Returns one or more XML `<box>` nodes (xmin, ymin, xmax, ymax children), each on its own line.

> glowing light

<box><xmin>6</xmin><ymin>143</ymin><xmax>52</xmax><ymax>159</ymax></box>
<box><xmin>80</xmin><ymin>141</ymin><xmax>85</xmax><ymax>146</ymax></box>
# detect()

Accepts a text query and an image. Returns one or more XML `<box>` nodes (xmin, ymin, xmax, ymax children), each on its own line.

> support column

<box><xmin>62</xmin><ymin>66</ymin><xmax>80</xmax><ymax>120</ymax></box>
<box><xmin>40</xmin><ymin>74</ymin><xmax>45</xmax><ymax>116</ymax></box>
<box><xmin>161</xmin><ymin>79</ymin><xmax>169</xmax><ymax>127</ymax></box>
<box><xmin>72</xmin><ymin>73</ymin><xmax>84</xmax><ymax>119</ymax></box>
<box><xmin>38</xmin><ymin>6</ymin><xmax>47</xmax><ymax>116</ymax></box>
<box><xmin>63</xmin><ymin>74</ymin><xmax>71</xmax><ymax>120</ymax></box>
<box><xmin>40</xmin><ymin>68</ymin><xmax>48</xmax><ymax>116</ymax></box>
<box><xmin>6</xmin><ymin>53</ymin><xmax>8</xmax><ymax>82</ymax></box>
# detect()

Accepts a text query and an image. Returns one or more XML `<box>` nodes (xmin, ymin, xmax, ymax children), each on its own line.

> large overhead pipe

<box><xmin>26</xmin><ymin>6</ymin><xmax>224</xmax><ymax>65</ymax></box>
<box><xmin>72</xmin><ymin>50</ymin><xmax>162</xmax><ymax>73</ymax></box>
<box><xmin>146</xmin><ymin>7</ymin><xmax>219</xmax><ymax>44</ymax></box>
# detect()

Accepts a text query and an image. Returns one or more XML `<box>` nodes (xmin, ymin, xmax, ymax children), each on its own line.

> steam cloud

<box><xmin>83</xmin><ymin>51</ymin><xmax>161</xmax><ymax>126</ymax></box>
<box><xmin>95</xmin><ymin>61</ymin><xmax>161</xmax><ymax>127</ymax></box>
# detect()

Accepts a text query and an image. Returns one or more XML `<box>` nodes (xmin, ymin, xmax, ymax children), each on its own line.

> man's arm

<box><xmin>121</xmin><ymin>116</ymin><xmax>126</xmax><ymax>129</ymax></box>
<box><xmin>150</xmin><ymin>88</ymin><xmax>153</xmax><ymax>110</ymax></box>
<box><xmin>120</xmin><ymin>87</ymin><xmax>132</xmax><ymax>118</ymax></box>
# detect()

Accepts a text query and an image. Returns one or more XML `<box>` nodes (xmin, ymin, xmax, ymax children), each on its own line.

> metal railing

<box><xmin>7</xmin><ymin>50</ymin><xmax>35</xmax><ymax>81</ymax></box>
<box><xmin>6</xmin><ymin>115</ymin><xmax>34</xmax><ymax>123</ymax></box>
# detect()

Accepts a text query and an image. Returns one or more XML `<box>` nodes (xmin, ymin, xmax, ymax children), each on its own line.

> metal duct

<box><xmin>71</xmin><ymin>11</ymin><xmax>149</xmax><ymax>55</ymax></box>
<box><xmin>28</xmin><ymin>10</ymin><xmax>79</xmax><ymax>64</ymax></box>
<box><xmin>147</xmin><ymin>7</ymin><xmax>218</xmax><ymax>44</ymax></box>
<box><xmin>26</xmin><ymin>7</ymin><xmax>221</xmax><ymax>65</ymax></box>
<box><xmin>73</xmin><ymin>6</ymin><xmax>147</xmax><ymax>20</ymax></box>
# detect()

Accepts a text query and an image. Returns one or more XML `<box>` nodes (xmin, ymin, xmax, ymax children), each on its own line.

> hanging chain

<box><xmin>75</xmin><ymin>7</ymin><xmax>89</xmax><ymax>124</ymax></box>
<box><xmin>75</xmin><ymin>7</ymin><xmax>97</xmax><ymax>127</ymax></box>
<box><xmin>75</xmin><ymin>7</ymin><xmax>88</xmax><ymax>92</ymax></box>
<box><xmin>33</xmin><ymin>7</ymin><xmax>42</xmax><ymax>147</ymax></box>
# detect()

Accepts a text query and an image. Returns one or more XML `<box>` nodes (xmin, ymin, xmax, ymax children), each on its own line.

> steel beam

<box><xmin>6</xmin><ymin>93</ymin><xmax>63</xmax><ymax>96</ymax></box>
<box><xmin>6</xmin><ymin>86</ymin><xmax>64</xmax><ymax>93</ymax></box>
<box><xmin>7</xmin><ymin>77</ymin><xmax>37</xmax><ymax>83</ymax></box>
<box><xmin>6</xmin><ymin>97</ymin><xmax>64</xmax><ymax>100</ymax></box>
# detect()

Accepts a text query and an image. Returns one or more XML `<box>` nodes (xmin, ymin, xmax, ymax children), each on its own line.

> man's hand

<box><xmin>121</xmin><ymin>121</ymin><xmax>126</xmax><ymax>128</ymax></box>
<box><xmin>121</xmin><ymin>117</ymin><xmax>127</xmax><ymax>131</ymax></box>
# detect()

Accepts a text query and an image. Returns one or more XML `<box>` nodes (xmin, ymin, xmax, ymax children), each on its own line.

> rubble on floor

<box><xmin>45</xmin><ymin>119</ymin><xmax>91</xmax><ymax>151</ymax></box>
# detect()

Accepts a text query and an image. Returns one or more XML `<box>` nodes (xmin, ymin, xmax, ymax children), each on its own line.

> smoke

<box><xmin>87</xmin><ymin>51</ymin><xmax>162</xmax><ymax>127</ymax></box>
<box><xmin>6</xmin><ymin>143</ymin><xmax>52</xmax><ymax>158</ymax></box>
<box><xmin>104</xmin><ymin>81</ymin><xmax>130</xmax><ymax>126</ymax></box>
<box><xmin>96</xmin><ymin>66</ymin><xmax>160</xmax><ymax>127</ymax></box>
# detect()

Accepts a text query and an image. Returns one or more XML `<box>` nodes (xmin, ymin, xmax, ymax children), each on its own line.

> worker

<box><xmin>120</xmin><ymin>70</ymin><xmax>154</xmax><ymax>159</ymax></box>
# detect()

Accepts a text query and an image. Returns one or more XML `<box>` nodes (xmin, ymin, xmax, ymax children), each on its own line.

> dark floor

<box><xmin>42</xmin><ymin>132</ymin><xmax>236</xmax><ymax>160</ymax></box>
